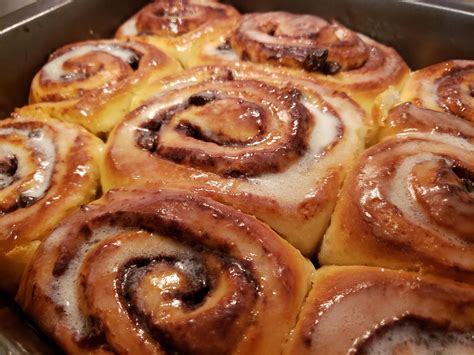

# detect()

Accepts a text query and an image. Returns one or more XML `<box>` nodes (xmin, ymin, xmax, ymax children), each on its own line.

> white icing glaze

<box><xmin>42</xmin><ymin>44</ymin><xmax>137</xmax><ymax>82</ymax></box>
<box><xmin>388</xmin><ymin>152</ymin><xmax>463</xmax><ymax>246</ymax></box>
<box><xmin>397</xmin><ymin>131</ymin><xmax>473</xmax><ymax>152</ymax></box>
<box><xmin>245</xmin><ymin>101</ymin><xmax>341</xmax><ymax>202</ymax></box>
<box><xmin>416</xmin><ymin>78</ymin><xmax>441</xmax><ymax>109</ymax></box>
<box><xmin>246</xmin><ymin>29</ymin><xmax>279</xmax><ymax>45</ymax></box>
<box><xmin>50</xmin><ymin>225</ymin><xmax>122</xmax><ymax>335</ymax></box>
<box><xmin>245</xmin><ymin>28</ymin><xmax>315</xmax><ymax>48</ymax></box>
<box><xmin>119</xmin><ymin>17</ymin><xmax>139</xmax><ymax>36</ymax></box>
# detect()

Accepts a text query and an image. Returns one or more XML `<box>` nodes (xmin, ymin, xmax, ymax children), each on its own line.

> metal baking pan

<box><xmin>0</xmin><ymin>0</ymin><xmax>473</xmax><ymax>353</ymax></box>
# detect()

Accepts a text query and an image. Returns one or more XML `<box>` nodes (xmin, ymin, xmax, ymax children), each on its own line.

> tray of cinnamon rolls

<box><xmin>0</xmin><ymin>0</ymin><xmax>473</xmax><ymax>354</ymax></box>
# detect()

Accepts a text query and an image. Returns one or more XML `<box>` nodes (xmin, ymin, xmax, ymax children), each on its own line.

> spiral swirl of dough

<box><xmin>17</xmin><ymin>189</ymin><xmax>313</xmax><ymax>354</ymax></box>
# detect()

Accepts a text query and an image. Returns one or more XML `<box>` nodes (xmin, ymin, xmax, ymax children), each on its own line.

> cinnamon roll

<box><xmin>16</xmin><ymin>188</ymin><xmax>314</xmax><ymax>354</ymax></box>
<box><xmin>116</xmin><ymin>0</ymin><xmax>240</xmax><ymax>65</ymax></box>
<box><xmin>102</xmin><ymin>65</ymin><xmax>368</xmax><ymax>256</ymax></box>
<box><xmin>286</xmin><ymin>266</ymin><xmax>474</xmax><ymax>354</ymax></box>
<box><xmin>0</xmin><ymin>116</ymin><xmax>103</xmax><ymax>294</ymax></box>
<box><xmin>400</xmin><ymin>60</ymin><xmax>474</xmax><ymax>123</ymax></box>
<box><xmin>319</xmin><ymin>106</ymin><xmax>474</xmax><ymax>282</ymax></box>
<box><xmin>188</xmin><ymin>11</ymin><xmax>410</xmax><ymax>114</ymax></box>
<box><xmin>16</xmin><ymin>39</ymin><xmax>181</xmax><ymax>136</ymax></box>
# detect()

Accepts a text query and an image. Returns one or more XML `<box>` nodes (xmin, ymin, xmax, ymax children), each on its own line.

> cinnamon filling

<box><xmin>127</xmin><ymin>54</ymin><xmax>140</xmax><ymax>71</ymax></box>
<box><xmin>16</xmin><ymin>194</ymin><xmax>38</xmax><ymax>209</ymax></box>
<box><xmin>216</xmin><ymin>39</ymin><xmax>232</xmax><ymax>51</ymax></box>
<box><xmin>453</xmin><ymin>165</ymin><xmax>474</xmax><ymax>193</ymax></box>
<box><xmin>302</xmin><ymin>49</ymin><xmax>329</xmax><ymax>72</ymax></box>
<box><xmin>0</xmin><ymin>155</ymin><xmax>17</xmax><ymax>187</ymax></box>
<box><xmin>39</xmin><ymin>43</ymin><xmax>143</xmax><ymax>99</ymax></box>
<box><xmin>61</xmin><ymin>55</ymin><xmax>106</xmax><ymax>81</ymax></box>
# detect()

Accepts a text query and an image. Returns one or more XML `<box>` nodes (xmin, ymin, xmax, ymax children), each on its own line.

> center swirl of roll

<box><xmin>231</xmin><ymin>12</ymin><xmax>369</xmax><ymax>73</ymax></box>
<box><xmin>410</xmin><ymin>159</ymin><xmax>474</xmax><ymax>241</ymax></box>
<box><xmin>118</xmin><ymin>252</ymin><xmax>257</xmax><ymax>354</ymax></box>
<box><xmin>357</xmin><ymin>134</ymin><xmax>474</xmax><ymax>250</ymax></box>
<box><xmin>135</xmin><ymin>80</ymin><xmax>312</xmax><ymax>177</ymax></box>
<box><xmin>135</xmin><ymin>0</ymin><xmax>227</xmax><ymax>36</ymax></box>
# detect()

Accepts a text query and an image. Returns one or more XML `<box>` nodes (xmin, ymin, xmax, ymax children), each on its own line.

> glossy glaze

<box><xmin>286</xmin><ymin>266</ymin><xmax>474</xmax><ymax>355</ymax></box>
<box><xmin>17</xmin><ymin>188</ymin><xmax>314</xmax><ymax>354</ymax></box>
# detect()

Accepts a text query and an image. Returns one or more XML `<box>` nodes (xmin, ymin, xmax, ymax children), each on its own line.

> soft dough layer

<box><xmin>319</xmin><ymin>104</ymin><xmax>474</xmax><ymax>282</ymax></box>
<box><xmin>286</xmin><ymin>266</ymin><xmax>474</xmax><ymax>355</ymax></box>
<box><xmin>0</xmin><ymin>116</ymin><xmax>103</xmax><ymax>294</ymax></box>
<box><xmin>101</xmin><ymin>64</ymin><xmax>368</xmax><ymax>256</ymax></box>
<box><xmin>16</xmin><ymin>188</ymin><xmax>314</xmax><ymax>354</ymax></box>
<box><xmin>17</xmin><ymin>39</ymin><xmax>181</xmax><ymax>136</ymax></box>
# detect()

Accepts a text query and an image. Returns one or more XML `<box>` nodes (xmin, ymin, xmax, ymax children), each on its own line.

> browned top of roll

<box><xmin>231</xmin><ymin>12</ymin><xmax>370</xmax><ymax>74</ymax></box>
<box><xmin>324</xmin><ymin>128</ymin><xmax>474</xmax><ymax>282</ymax></box>
<box><xmin>116</xmin><ymin>0</ymin><xmax>240</xmax><ymax>39</ymax></box>
<box><xmin>287</xmin><ymin>266</ymin><xmax>474</xmax><ymax>354</ymax></box>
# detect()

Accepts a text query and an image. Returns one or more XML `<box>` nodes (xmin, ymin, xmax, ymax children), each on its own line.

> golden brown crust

<box><xmin>286</xmin><ymin>266</ymin><xmax>474</xmax><ymax>354</ymax></box>
<box><xmin>319</xmin><ymin>127</ymin><xmax>474</xmax><ymax>282</ymax></box>
<box><xmin>0</xmin><ymin>116</ymin><xmax>103</xmax><ymax>294</ymax></box>
<box><xmin>16</xmin><ymin>188</ymin><xmax>314</xmax><ymax>354</ymax></box>
<box><xmin>19</xmin><ymin>39</ymin><xmax>181</xmax><ymax>135</ymax></box>
<box><xmin>101</xmin><ymin>64</ymin><xmax>368</xmax><ymax>256</ymax></box>
<box><xmin>401</xmin><ymin>60</ymin><xmax>474</xmax><ymax>123</ymax></box>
